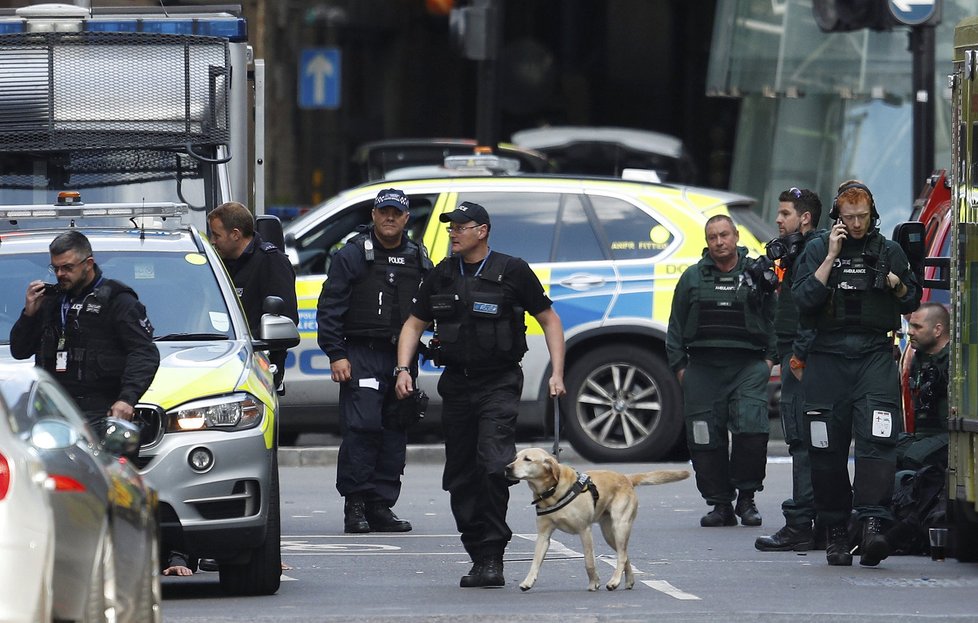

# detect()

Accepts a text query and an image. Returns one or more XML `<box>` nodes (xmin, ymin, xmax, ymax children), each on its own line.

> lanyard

<box><xmin>60</xmin><ymin>276</ymin><xmax>104</xmax><ymax>330</ymax></box>
<box><xmin>458</xmin><ymin>248</ymin><xmax>491</xmax><ymax>278</ymax></box>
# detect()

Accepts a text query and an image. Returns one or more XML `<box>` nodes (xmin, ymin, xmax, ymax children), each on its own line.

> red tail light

<box><xmin>47</xmin><ymin>474</ymin><xmax>86</xmax><ymax>493</ymax></box>
<box><xmin>0</xmin><ymin>453</ymin><xmax>9</xmax><ymax>500</ymax></box>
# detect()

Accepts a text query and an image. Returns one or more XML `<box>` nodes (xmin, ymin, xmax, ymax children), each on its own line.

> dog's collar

<box><xmin>534</xmin><ymin>471</ymin><xmax>599</xmax><ymax>516</ymax></box>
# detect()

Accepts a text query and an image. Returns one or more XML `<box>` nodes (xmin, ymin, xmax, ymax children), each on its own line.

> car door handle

<box><xmin>558</xmin><ymin>273</ymin><xmax>606</xmax><ymax>291</ymax></box>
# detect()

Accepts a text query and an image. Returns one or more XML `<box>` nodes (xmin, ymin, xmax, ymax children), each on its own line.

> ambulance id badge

<box><xmin>871</xmin><ymin>410</ymin><xmax>892</xmax><ymax>438</ymax></box>
<box><xmin>56</xmin><ymin>351</ymin><xmax>68</xmax><ymax>372</ymax></box>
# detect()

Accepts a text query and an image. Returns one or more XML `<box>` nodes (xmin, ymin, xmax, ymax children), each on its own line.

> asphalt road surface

<box><xmin>161</xmin><ymin>448</ymin><xmax>978</xmax><ymax>623</ymax></box>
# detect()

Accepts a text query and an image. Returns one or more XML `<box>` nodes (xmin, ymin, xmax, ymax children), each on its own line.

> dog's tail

<box><xmin>629</xmin><ymin>470</ymin><xmax>690</xmax><ymax>486</ymax></box>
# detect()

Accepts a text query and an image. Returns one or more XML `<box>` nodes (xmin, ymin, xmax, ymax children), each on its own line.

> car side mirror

<box><xmin>257</xmin><ymin>298</ymin><xmax>300</xmax><ymax>350</ymax></box>
<box><xmin>30</xmin><ymin>418</ymin><xmax>78</xmax><ymax>450</ymax></box>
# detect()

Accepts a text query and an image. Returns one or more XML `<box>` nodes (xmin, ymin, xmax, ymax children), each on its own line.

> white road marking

<box><xmin>642</xmin><ymin>579</ymin><xmax>701</xmax><ymax>600</ymax></box>
<box><xmin>280</xmin><ymin>533</ymin><xmax>701</xmax><ymax>599</ymax></box>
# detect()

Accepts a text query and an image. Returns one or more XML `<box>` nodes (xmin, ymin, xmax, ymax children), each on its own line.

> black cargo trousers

<box><xmin>438</xmin><ymin>363</ymin><xmax>522</xmax><ymax>561</ymax></box>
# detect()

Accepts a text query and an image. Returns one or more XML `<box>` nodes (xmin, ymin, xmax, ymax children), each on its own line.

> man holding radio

<box><xmin>791</xmin><ymin>180</ymin><xmax>920</xmax><ymax>567</ymax></box>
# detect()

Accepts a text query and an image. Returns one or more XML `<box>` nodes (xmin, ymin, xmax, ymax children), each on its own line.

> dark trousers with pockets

<box><xmin>336</xmin><ymin>341</ymin><xmax>407</xmax><ymax>505</ymax></box>
<box><xmin>779</xmin><ymin>352</ymin><xmax>816</xmax><ymax>527</ymax></box>
<box><xmin>802</xmin><ymin>350</ymin><xmax>901</xmax><ymax>527</ymax></box>
<box><xmin>439</xmin><ymin>364</ymin><xmax>522</xmax><ymax>560</ymax></box>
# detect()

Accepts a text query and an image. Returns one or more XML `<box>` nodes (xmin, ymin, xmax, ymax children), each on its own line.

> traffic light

<box><xmin>812</xmin><ymin>0</ymin><xmax>892</xmax><ymax>32</ymax></box>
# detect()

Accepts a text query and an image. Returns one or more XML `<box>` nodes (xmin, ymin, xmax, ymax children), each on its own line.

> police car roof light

<box><xmin>0</xmin><ymin>203</ymin><xmax>189</xmax><ymax>221</ymax></box>
<box><xmin>443</xmin><ymin>153</ymin><xmax>520</xmax><ymax>174</ymax></box>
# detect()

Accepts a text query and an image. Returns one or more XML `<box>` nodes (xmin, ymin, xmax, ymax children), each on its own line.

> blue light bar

<box><xmin>0</xmin><ymin>22</ymin><xmax>25</xmax><ymax>34</ymax></box>
<box><xmin>0</xmin><ymin>16</ymin><xmax>248</xmax><ymax>42</ymax></box>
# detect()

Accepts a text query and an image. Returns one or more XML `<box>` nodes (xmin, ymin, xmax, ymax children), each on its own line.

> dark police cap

<box><xmin>374</xmin><ymin>188</ymin><xmax>410</xmax><ymax>212</ymax></box>
<box><xmin>439</xmin><ymin>201</ymin><xmax>490</xmax><ymax>226</ymax></box>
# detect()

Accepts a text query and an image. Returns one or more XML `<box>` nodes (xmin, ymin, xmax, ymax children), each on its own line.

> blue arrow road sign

<box><xmin>299</xmin><ymin>48</ymin><xmax>340</xmax><ymax>110</ymax></box>
<box><xmin>888</xmin><ymin>0</ymin><xmax>937</xmax><ymax>26</ymax></box>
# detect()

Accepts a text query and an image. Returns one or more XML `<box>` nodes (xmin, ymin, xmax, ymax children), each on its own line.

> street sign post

<box><xmin>299</xmin><ymin>48</ymin><xmax>341</xmax><ymax>110</ymax></box>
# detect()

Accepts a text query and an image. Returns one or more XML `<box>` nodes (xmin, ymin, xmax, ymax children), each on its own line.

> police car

<box><xmin>0</xmin><ymin>200</ymin><xmax>299</xmax><ymax>596</ymax></box>
<box><xmin>280</xmin><ymin>164</ymin><xmax>776</xmax><ymax>462</ymax></box>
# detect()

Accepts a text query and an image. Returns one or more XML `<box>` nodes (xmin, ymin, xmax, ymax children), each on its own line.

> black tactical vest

<box><xmin>39</xmin><ymin>278</ymin><xmax>134</xmax><ymax>389</ymax></box>
<box><xmin>803</xmin><ymin>231</ymin><xmax>901</xmax><ymax>333</ymax></box>
<box><xmin>344</xmin><ymin>231</ymin><xmax>432</xmax><ymax>339</ymax></box>
<box><xmin>430</xmin><ymin>251</ymin><xmax>528</xmax><ymax>367</ymax></box>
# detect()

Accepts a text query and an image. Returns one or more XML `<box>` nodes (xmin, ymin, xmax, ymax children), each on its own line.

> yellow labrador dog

<box><xmin>505</xmin><ymin>447</ymin><xmax>689</xmax><ymax>592</ymax></box>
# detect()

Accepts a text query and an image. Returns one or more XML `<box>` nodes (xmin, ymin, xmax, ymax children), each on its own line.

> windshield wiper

<box><xmin>154</xmin><ymin>333</ymin><xmax>230</xmax><ymax>341</ymax></box>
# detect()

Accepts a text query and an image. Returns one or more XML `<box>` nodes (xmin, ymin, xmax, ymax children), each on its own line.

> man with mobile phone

<box><xmin>10</xmin><ymin>230</ymin><xmax>159</xmax><ymax>427</ymax></box>
<box><xmin>791</xmin><ymin>180</ymin><xmax>921</xmax><ymax>568</ymax></box>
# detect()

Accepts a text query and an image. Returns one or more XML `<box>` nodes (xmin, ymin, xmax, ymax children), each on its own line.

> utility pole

<box><xmin>911</xmin><ymin>23</ymin><xmax>936</xmax><ymax>193</ymax></box>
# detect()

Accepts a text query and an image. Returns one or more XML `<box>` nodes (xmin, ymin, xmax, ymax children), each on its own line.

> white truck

<box><xmin>0</xmin><ymin>2</ymin><xmax>265</xmax><ymax>228</ymax></box>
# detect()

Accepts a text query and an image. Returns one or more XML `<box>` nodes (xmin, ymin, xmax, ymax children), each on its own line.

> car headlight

<box><xmin>166</xmin><ymin>393</ymin><xmax>265</xmax><ymax>432</ymax></box>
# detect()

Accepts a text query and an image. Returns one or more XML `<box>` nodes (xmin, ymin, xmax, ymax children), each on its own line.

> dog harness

<box><xmin>532</xmin><ymin>471</ymin><xmax>599</xmax><ymax>516</ymax></box>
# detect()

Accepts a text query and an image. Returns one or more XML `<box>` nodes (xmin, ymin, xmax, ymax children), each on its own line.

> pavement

<box><xmin>278</xmin><ymin>417</ymin><xmax>790</xmax><ymax>467</ymax></box>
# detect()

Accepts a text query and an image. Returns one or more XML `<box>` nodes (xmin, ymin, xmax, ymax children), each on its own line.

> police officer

<box><xmin>666</xmin><ymin>215</ymin><xmax>776</xmax><ymax>528</ymax></box>
<box><xmin>792</xmin><ymin>180</ymin><xmax>921</xmax><ymax>567</ymax></box>
<box><xmin>899</xmin><ymin>302</ymin><xmax>949</xmax><ymax>471</ymax></box>
<box><xmin>394</xmin><ymin>201</ymin><xmax>566</xmax><ymax>588</ymax></box>
<box><xmin>208</xmin><ymin>201</ymin><xmax>298</xmax><ymax>389</ymax></box>
<box><xmin>317</xmin><ymin>188</ymin><xmax>432</xmax><ymax>533</ymax></box>
<box><xmin>10</xmin><ymin>230</ymin><xmax>159</xmax><ymax>427</ymax></box>
<box><xmin>756</xmin><ymin>188</ymin><xmax>825</xmax><ymax>551</ymax></box>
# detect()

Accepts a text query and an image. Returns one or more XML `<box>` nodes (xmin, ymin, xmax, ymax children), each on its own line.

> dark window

<box><xmin>455</xmin><ymin>192</ymin><xmax>559</xmax><ymax>263</ymax></box>
<box><xmin>589</xmin><ymin>195</ymin><xmax>675</xmax><ymax>261</ymax></box>
<box><xmin>554</xmin><ymin>194</ymin><xmax>605</xmax><ymax>262</ymax></box>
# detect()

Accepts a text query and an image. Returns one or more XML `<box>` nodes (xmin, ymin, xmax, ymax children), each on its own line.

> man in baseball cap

<box><xmin>439</xmin><ymin>201</ymin><xmax>491</xmax><ymax>228</ymax></box>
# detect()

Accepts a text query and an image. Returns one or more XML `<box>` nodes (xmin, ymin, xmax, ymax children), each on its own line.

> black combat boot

<box><xmin>480</xmin><ymin>554</ymin><xmax>505</xmax><ymax>588</ymax></box>
<box><xmin>459</xmin><ymin>558</ymin><xmax>486</xmax><ymax>588</ymax></box>
<box><xmin>735</xmin><ymin>491</ymin><xmax>762</xmax><ymax>527</ymax></box>
<box><xmin>343</xmin><ymin>496</ymin><xmax>370</xmax><ymax>534</ymax></box>
<box><xmin>700</xmin><ymin>503</ymin><xmax>737</xmax><ymax>527</ymax></box>
<box><xmin>825</xmin><ymin>524</ymin><xmax>853</xmax><ymax>566</ymax></box>
<box><xmin>754</xmin><ymin>523</ymin><xmax>814</xmax><ymax>551</ymax></box>
<box><xmin>859</xmin><ymin>516</ymin><xmax>890</xmax><ymax>567</ymax></box>
<box><xmin>365</xmin><ymin>502</ymin><xmax>412</xmax><ymax>532</ymax></box>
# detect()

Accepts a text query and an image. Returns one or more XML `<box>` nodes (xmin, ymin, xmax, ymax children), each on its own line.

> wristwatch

<box><xmin>393</xmin><ymin>366</ymin><xmax>411</xmax><ymax>376</ymax></box>
<box><xmin>789</xmin><ymin>355</ymin><xmax>806</xmax><ymax>370</ymax></box>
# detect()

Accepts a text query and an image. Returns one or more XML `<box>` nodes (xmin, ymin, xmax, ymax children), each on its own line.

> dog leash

<box><xmin>551</xmin><ymin>395</ymin><xmax>561</xmax><ymax>457</ymax></box>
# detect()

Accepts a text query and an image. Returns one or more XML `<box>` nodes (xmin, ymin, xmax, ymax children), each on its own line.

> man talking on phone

<box><xmin>791</xmin><ymin>180</ymin><xmax>920</xmax><ymax>568</ymax></box>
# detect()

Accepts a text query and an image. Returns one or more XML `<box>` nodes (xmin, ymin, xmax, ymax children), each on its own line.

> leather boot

<box><xmin>754</xmin><ymin>523</ymin><xmax>814</xmax><ymax>551</ymax></box>
<box><xmin>343</xmin><ymin>496</ymin><xmax>370</xmax><ymax>534</ymax></box>
<box><xmin>480</xmin><ymin>555</ymin><xmax>505</xmax><ymax>588</ymax></box>
<box><xmin>365</xmin><ymin>502</ymin><xmax>412</xmax><ymax>532</ymax></box>
<box><xmin>700</xmin><ymin>503</ymin><xmax>737</xmax><ymax>527</ymax></box>
<box><xmin>735</xmin><ymin>491</ymin><xmax>762</xmax><ymax>527</ymax></box>
<box><xmin>825</xmin><ymin>524</ymin><xmax>853</xmax><ymax>566</ymax></box>
<box><xmin>459</xmin><ymin>558</ymin><xmax>486</xmax><ymax>588</ymax></box>
<box><xmin>859</xmin><ymin>516</ymin><xmax>890</xmax><ymax>567</ymax></box>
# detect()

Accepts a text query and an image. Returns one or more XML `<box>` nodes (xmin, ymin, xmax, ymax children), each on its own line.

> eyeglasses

<box><xmin>788</xmin><ymin>187</ymin><xmax>802</xmax><ymax>198</ymax></box>
<box><xmin>49</xmin><ymin>255</ymin><xmax>91</xmax><ymax>274</ymax></box>
<box><xmin>445</xmin><ymin>224</ymin><xmax>481</xmax><ymax>234</ymax></box>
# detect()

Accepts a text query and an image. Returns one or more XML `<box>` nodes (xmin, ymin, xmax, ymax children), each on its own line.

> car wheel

<box><xmin>135</xmin><ymin>518</ymin><xmax>162</xmax><ymax>623</ymax></box>
<box><xmin>218</xmin><ymin>454</ymin><xmax>282</xmax><ymax>596</ymax></box>
<box><xmin>84</xmin><ymin>522</ymin><xmax>117</xmax><ymax>623</ymax></box>
<box><xmin>563</xmin><ymin>344</ymin><xmax>683</xmax><ymax>462</ymax></box>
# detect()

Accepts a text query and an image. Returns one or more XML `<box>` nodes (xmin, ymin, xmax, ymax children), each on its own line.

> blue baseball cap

<box><xmin>374</xmin><ymin>188</ymin><xmax>410</xmax><ymax>212</ymax></box>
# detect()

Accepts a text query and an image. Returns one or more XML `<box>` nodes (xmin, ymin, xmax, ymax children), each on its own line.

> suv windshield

<box><xmin>0</xmin><ymin>249</ymin><xmax>232</xmax><ymax>344</ymax></box>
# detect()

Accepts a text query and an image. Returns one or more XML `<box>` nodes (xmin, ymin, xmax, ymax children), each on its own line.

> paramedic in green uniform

<box><xmin>791</xmin><ymin>181</ymin><xmax>920</xmax><ymax>567</ymax></box>
<box><xmin>666</xmin><ymin>215</ymin><xmax>777</xmax><ymax>528</ymax></box>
